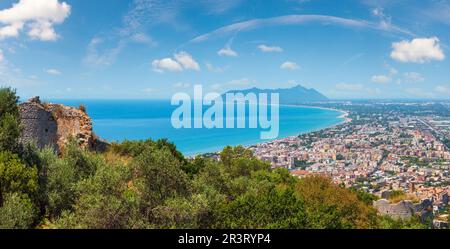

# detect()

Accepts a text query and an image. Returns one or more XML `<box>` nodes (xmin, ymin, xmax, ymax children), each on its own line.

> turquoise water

<box><xmin>50</xmin><ymin>100</ymin><xmax>343</xmax><ymax>155</ymax></box>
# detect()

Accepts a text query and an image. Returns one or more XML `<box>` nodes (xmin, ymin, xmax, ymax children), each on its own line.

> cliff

<box><xmin>19</xmin><ymin>96</ymin><xmax>108</xmax><ymax>153</ymax></box>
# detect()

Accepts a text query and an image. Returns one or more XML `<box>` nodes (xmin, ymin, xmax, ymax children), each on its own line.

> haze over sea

<box><xmin>49</xmin><ymin>100</ymin><xmax>344</xmax><ymax>156</ymax></box>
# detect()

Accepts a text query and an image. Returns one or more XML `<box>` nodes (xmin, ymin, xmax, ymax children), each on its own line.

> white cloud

<box><xmin>371</xmin><ymin>75</ymin><xmax>391</xmax><ymax>84</ymax></box>
<box><xmin>211</xmin><ymin>78</ymin><xmax>254</xmax><ymax>91</ymax></box>
<box><xmin>388</xmin><ymin>67</ymin><xmax>398</xmax><ymax>76</ymax></box>
<box><xmin>434</xmin><ymin>85</ymin><xmax>450</xmax><ymax>94</ymax></box>
<box><xmin>371</xmin><ymin>7</ymin><xmax>384</xmax><ymax>17</ymax></box>
<box><xmin>0</xmin><ymin>49</ymin><xmax>4</xmax><ymax>62</ymax></box>
<box><xmin>405</xmin><ymin>88</ymin><xmax>434</xmax><ymax>98</ymax></box>
<box><xmin>174</xmin><ymin>51</ymin><xmax>200</xmax><ymax>71</ymax></box>
<box><xmin>280</xmin><ymin>61</ymin><xmax>299</xmax><ymax>70</ymax></box>
<box><xmin>45</xmin><ymin>68</ymin><xmax>61</xmax><ymax>75</ymax></box>
<box><xmin>335</xmin><ymin>83</ymin><xmax>364</xmax><ymax>92</ymax></box>
<box><xmin>152</xmin><ymin>58</ymin><xmax>183</xmax><ymax>72</ymax></box>
<box><xmin>258</xmin><ymin>44</ymin><xmax>283</xmax><ymax>52</ymax></box>
<box><xmin>152</xmin><ymin>51</ymin><xmax>200</xmax><ymax>72</ymax></box>
<box><xmin>218</xmin><ymin>47</ymin><xmax>238</xmax><ymax>57</ymax></box>
<box><xmin>403</xmin><ymin>72</ymin><xmax>424</xmax><ymax>83</ymax></box>
<box><xmin>83</xmin><ymin>37</ymin><xmax>126</xmax><ymax>68</ymax></box>
<box><xmin>191</xmin><ymin>14</ymin><xmax>411</xmax><ymax>43</ymax></box>
<box><xmin>173</xmin><ymin>82</ymin><xmax>191</xmax><ymax>89</ymax></box>
<box><xmin>0</xmin><ymin>0</ymin><xmax>71</xmax><ymax>41</ymax></box>
<box><xmin>391</xmin><ymin>37</ymin><xmax>445</xmax><ymax>63</ymax></box>
<box><xmin>206</xmin><ymin>62</ymin><xmax>226</xmax><ymax>73</ymax></box>
<box><xmin>129</xmin><ymin>33</ymin><xmax>155</xmax><ymax>46</ymax></box>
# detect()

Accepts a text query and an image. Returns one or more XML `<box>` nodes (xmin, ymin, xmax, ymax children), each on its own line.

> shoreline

<box><xmin>247</xmin><ymin>105</ymin><xmax>350</xmax><ymax>149</ymax></box>
<box><xmin>194</xmin><ymin>104</ymin><xmax>351</xmax><ymax>157</ymax></box>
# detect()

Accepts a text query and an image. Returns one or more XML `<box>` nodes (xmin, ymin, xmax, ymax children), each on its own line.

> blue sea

<box><xmin>49</xmin><ymin>100</ymin><xmax>344</xmax><ymax>156</ymax></box>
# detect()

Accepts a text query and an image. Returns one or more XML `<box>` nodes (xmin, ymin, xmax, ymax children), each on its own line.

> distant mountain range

<box><xmin>224</xmin><ymin>85</ymin><xmax>329</xmax><ymax>104</ymax></box>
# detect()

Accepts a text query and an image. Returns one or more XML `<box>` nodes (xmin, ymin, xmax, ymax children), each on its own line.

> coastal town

<box><xmin>247</xmin><ymin>101</ymin><xmax>450</xmax><ymax>227</ymax></box>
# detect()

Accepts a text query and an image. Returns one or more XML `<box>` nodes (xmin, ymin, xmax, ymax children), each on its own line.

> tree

<box><xmin>219</xmin><ymin>146</ymin><xmax>269</xmax><ymax>178</ymax></box>
<box><xmin>378</xmin><ymin>215</ymin><xmax>428</xmax><ymax>229</ymax></box>
<box><xmin>0</xmin><ymin>113</ymin><xmax>21</xmax><ymax>152</ymax></box>
<box><xmin>0</xmin><ymin>193</ymin><xmax>37</xmax><ymax>229</ymax></box>
<box><xmin>0</xmin><ymin>87</ymin><xmax>21</xmax><ymax>152</ymax></box>
<box><xmin>215</xmin><ymin>186</ymin><xmax>307</xmax><ymax>229</ymax></box>
<box><xmin>0</xmin><ymin>87</ymin><xmax>19</xmax><ymax>118</ymax></box>
<box><xmin>0</xmin><ymin>151</ymin><xmax>39</xmax><ymax>204</ymax></box>
<box><xmin>130</xmin><ymin>147</ymin><xmax>190</xmax><ymax>214</ymax></box>
<box><xmin>38</xmin><ymin>148</ymin><xmax>77</xmax><ymax>218</ymax></box>
<box><xmin>295</xmin><ymin>175</ymin><xmax>378</xmax><ymax>229</ymax></box>
<box><xmin>52</xmin><ymin>153</ymin><xmax>146</xmax><ymax>229</ymax></box>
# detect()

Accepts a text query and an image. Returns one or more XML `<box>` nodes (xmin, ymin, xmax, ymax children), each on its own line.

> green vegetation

<box><xmin>378</xmin><ymin>216</ymin><xmax>428</xmax><ymax>229</ymax></box>
<box><xmin>0</xmin><ymin>87</ymin><xmax>429</xmax><ymax>229</ymax></box>
<box><xmin>0</xmin><ymin>87</ymin><xmax>21</xmax><ymax>152</ymax></box>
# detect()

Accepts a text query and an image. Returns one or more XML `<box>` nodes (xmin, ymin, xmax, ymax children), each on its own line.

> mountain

<box><xmin>224</xmin><ymin>85</ymin><xmax>329</xmax><ymax>104</ymax></box>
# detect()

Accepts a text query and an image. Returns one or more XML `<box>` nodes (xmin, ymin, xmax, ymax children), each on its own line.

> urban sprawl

<box><xmin>243</xmin><ymin>101</ymin><xmax>449</xmax><ymax>227</ymax></box>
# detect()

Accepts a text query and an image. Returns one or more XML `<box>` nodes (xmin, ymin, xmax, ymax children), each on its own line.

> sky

<box><xmin>0</xmin><ymin>0</ymin><xmax>449</xmax><ymax>100</ymax></box>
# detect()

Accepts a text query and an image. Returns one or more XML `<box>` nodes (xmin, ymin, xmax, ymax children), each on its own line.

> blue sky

<box><xmin>0</xmin><ymin>0</ymin><xmax>449</xmax><ymax>100</ymax></box>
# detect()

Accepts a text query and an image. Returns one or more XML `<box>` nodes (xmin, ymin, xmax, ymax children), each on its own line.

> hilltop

<box><xmin>225</xmin><ymin>85</ymin><xmax>329</xmax><ymax>105</ymax></box>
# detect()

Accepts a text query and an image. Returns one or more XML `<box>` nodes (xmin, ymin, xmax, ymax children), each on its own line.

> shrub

<box><xmin>0</xmin><ymin>113</ymin><xmax>21</xmax><ymax>152</ymax></box>
<box><xmin>38</xmin><ymin>148</ymin><xmax>77</xmax><ymax>218</ymax></box>
<box><xmin>0</xmin><ymin>193</ymin><xmax>37</xmax><ymax>229</ymax></box>
<box><xmin>295</xmin><ymin>175</ymin><xmax>378</xmax><ymax>229</ymax></box>
<box><xmin>0</xmin><ymin>151</ymin><xmax>39</xmax><ymax>203</ymax></box>
<box><xmin>131</xmin><ymin>146</ymin><xmax>190</xmax><ymax>210</ymax></box>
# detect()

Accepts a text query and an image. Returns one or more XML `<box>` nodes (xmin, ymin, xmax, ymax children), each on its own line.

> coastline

<box><xmin>247</xmin><ymin>105</ymin><xmax>351</xmax><ymax>149</ymax></box>
<box><xmin>196</xmin><ymin>104</ymin><xmax>351</xmax><ymax>157</ymax></box>
<box><xmin>52</xmin><ymin>99</ymin><xmax>349</xmax><ymax>157</ymax></box>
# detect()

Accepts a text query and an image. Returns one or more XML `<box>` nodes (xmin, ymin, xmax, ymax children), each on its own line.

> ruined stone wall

<box><xmin>19</xmin><ymin>97</ymin><xmax>108</xmax><ymax>153</ymax></box>
<box><xmin>373</xmin><ymin>199</ymin><xmax>416</xmax><ymax>219</ymax></box>
<box><xmin>19</xmin><ymin>101</ymin><xmax>58</xmax><ymax>151</ymax></box>
<box><xmin>373</xmin><ymin>198</ymin><xmax>433</xmax><ymax>220</ymax></box>
<box><xmin>45</xmin><ymin>104</ymin><xmax>94</xmax><ymax>151</ymax></box>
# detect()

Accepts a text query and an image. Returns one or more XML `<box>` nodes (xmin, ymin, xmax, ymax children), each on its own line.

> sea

<box><xmin>48</xmin><ymin>100</ymin><xmax>344</xmax><ymax>156</ymax></box>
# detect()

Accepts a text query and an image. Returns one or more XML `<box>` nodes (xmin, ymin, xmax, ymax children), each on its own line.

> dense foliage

<box><xmin>0</xmin><ymin>87</ymin><xmax>428</xmax><ymax>229</ymax></box>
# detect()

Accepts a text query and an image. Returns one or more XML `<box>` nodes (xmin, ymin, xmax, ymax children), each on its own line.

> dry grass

<box><xmin>101</xmin><ymin>150</ymin><xmax>132</xmax><ymax>165</ymax></box>
<box><xmin>389</xmin><ymin>193</ymin><xmax>420</xmax><ymax>204</ymax></box>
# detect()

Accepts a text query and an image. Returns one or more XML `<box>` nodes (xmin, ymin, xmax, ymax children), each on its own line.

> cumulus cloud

<box><xmin>0</xmin><ymin>0</ymin><xmax>71</xmax><ymax>41</ymax></box>
<box><xmin>434</xmin><ymin>85</ymin><xmax>450</xmax><ymax>94</ymax></box>
<box><xmin>152</xmin><ymin>58</ymin><xmax>183</xmax><ymax>72</ymax></box>
<box><xmin>174</xmin><ymin>51</ymin><xmax>200</xmax><ymax>71</ymax></box>
<box><xmin>280</xmin><ymin>61</ymin><xmax>299</xmax><ymax>70</ymax></box>
<box><xmin>45</xmin><ymin>68</ymin><xmax>61</xmax><ymax>75</ymax></box>
<box><xmin>371</xmin><ymin>75</ymin><xmax>391</xmax><ymax>84</ymax></box>
<box><xmin>218</xmin><ymin>47</ymin><xmax>238</xmax><ymax>57</ymax></box>
<box><xmin>258</xmin><ymin>44</ymin><xmax>283</xmax><ymax>52</ymax></box>
<box><xmin>391</xmin><ymin>37</ymin><xmax>445</xmax><ymax>63</ymax></box>
<box><xmin>152</xmin><ymin>51</ymin><xmax>200</xmax><ymax>72</ymax></box>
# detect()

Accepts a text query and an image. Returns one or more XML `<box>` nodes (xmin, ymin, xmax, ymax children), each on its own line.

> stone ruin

<box><xmin>19</xmin><ymin>96</ymin><xmax>108</xmax><ymax>153</ymax></box>
<box><xmin>373</xmin><ymin>198</ymin><xmax>434</xmax><ymax>222</ymax></box>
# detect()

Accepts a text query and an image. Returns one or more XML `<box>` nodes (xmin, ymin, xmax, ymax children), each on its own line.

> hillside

<box><xmin>225</xmin><ymin>85</ymin><xmax>329</xmax><ymax>104</ymax></box>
